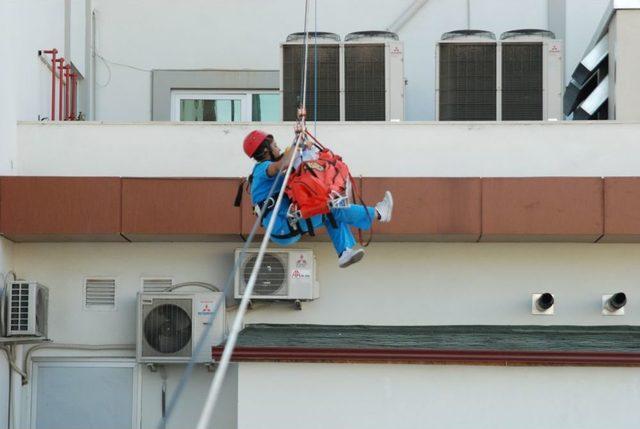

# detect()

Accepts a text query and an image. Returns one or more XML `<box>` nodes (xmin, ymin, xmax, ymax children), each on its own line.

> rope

<box><xmin>160</xmin><ymin>138</ymin><xmax>292</xmax><ymax>428</ymax></box>
<box><xmin>313</xmin><ymin>0</ymin><xmax>318</xmax><ymax>134</ymax></box>
<box><xmin>194</xmin><ymin>3</ymin><xmax>313</xmax><ymax>428</ymax></box>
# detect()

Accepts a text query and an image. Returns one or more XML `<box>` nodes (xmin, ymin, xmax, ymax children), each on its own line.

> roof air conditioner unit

<box><xmin>281</xmin><ymin>32</ymin><xmax>341</xmax><ymax>122</ymax></box>
<box><xmin>436</xmin><ymin>30</ymin><xmax>498</xmax><ymax>121</ymax></box>
<box><xmin>281</xmin><ymin>31</ymin><xmax>404</xmax><ymax>122</ymax></box>
<box><xmin>4</xmin><ymin>282</ymin><xmax>48</xmax><ymax>337</ymax></box>
<box><xmin>500</xmin><ymin>29</ymin><xmax>563</xmax><ymax>121</ymax></box>
<box><xmin>234</xmin><ymin>249</ymin><xmax>319</xmax><ymax>300</ymax></box>
<box><xmin>343</xmin><ymin>31</ymin><xmax>404</xmax><ymax>121</ymax></box>
<box><xmin>436</xmin><ymin>29</ymin><xmax>563</xmax><ymax>121</ymax></box>
<box><xmin>136</xmin><ymin>292</ymin><xmax>225</xmax><ymax>363</ymax></box>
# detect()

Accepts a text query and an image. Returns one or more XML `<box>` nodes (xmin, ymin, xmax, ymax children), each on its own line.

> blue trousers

<box><xmin>266</xmin><ymin>204</ymin><xmax>376</xmax><ymax>255</ymax></box>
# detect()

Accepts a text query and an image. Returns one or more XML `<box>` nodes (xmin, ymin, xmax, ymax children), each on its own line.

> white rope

<box><xmin>195</xmin><ymin>2</ymin><xmax>312</xmax><ymax>428</ymax></box>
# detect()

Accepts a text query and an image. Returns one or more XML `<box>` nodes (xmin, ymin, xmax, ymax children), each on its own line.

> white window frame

<box><xmin>170</xmin><ymin>90</ymin><xmax>279</xmax><ymax>121</ymax></box>
<box><xmin>29</xmin><ymin>358</ymin><xmax>141</xmax><ymax>429</ymax></box>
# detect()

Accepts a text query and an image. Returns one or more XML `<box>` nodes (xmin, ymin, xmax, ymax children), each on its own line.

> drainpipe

<box><xmin>9</xmin><ymin>345</ymin><xmax>23</xmax><ymax>429</ymax></box>
<box><xmin>90</xmin><ymin>10</ymin><xmax>96</xmax><ymax>120</ymax></box>
<box><xmin>56</xmin><ymin>58</ymin><xmax>65</xmax><ymax>121</ymax></box>
<box><xmin>70</xmin><ymin>73</ymin><xmax>77</xmax><ymax>120</ymax></box>
<box><xmin>387</xmin><ymin>0</ymin><xmax>430</xmax><ymax>33</ymax></box>
<box><xmin>64</xmin><ymin>65</ymin><xmax>72</xmax><ymax>120</ymax></box>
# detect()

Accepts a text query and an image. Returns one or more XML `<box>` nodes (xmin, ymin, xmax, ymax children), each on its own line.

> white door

<box><xmin>31</xmin><ymin>360</ymin><xmax>139</xmax><ymax>429</ymax></box>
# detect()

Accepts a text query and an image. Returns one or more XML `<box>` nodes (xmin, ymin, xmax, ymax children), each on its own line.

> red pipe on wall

<box><xmin>56</xmin><ymin>58</ymin><xmax>65</xmax><ymax>121</ymax></box>
<box><xmin>64</xmin><ymin>65</ymin><xmax>72</xmax><ymax>120</ymax></box>
<box><xmin>70</xmin><ymin>73</ymin><xmax>77</xmax><ymax>120</ymax></box>
<box><xmin>42</xmin><ymin>49</ymin><xmax>58</xmax><ymax>120</ymax></box>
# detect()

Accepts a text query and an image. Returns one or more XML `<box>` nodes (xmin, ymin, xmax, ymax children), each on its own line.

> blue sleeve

<box><xmin>250</xmin><ymin>161</ymin><xmax>274</xmax><ymax>205</ymax></box>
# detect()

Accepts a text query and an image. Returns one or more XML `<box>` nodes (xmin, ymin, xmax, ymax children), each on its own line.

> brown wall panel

<box><xmin>481</xmin><ymin>178</ymin><xmax>603</xmax><ymax>242</ymax></box>
<box><xmin>0</xmin><ymin>177</ymin><xmax>123</xmax><ymax>241</ymax></box>
<box><xmin>361</xmin><ymin>178</ymin><xmax>482</xmax><ymax>241</ymax></box>
<box><xmin>602</xmin><ymin>177</ymin><xmax>640</xmax><ymax>242</ymax></box>
<box><xmin>122</xmin><ymin>178</ymin><xmax>241</xmax><ymax>240</ymax></box>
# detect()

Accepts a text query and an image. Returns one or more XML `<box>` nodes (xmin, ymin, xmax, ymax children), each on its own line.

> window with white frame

<box><xmin>171</xmin><ymin>90</ymin><xmax>280</xmax><ymax>122</ymax></box>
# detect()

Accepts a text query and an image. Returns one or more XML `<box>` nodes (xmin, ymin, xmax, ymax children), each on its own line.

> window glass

<box><xmin>252</xmin><ymin>94</ymin><xmax>281</xmax><ymax>122</ymax></box>
<box><xmin>180</xmin><ymin>99</ymin><xmax>242</xmax><ymax>121</ymax></box>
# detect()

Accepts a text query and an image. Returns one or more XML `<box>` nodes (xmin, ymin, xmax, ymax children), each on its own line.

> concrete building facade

<box><xmin>2</xmin><ymin>1</ymin><xmax>640</xmax><ymax>429</ymax></box>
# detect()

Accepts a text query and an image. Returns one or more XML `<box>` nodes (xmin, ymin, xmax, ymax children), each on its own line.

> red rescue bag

<box><xmin>285</xmin><ymin>149</ymin><xmax>351</xmax><ymax>220</ymax></box>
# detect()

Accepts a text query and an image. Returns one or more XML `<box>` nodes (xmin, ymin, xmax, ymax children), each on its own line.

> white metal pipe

<box><xmin>387</xmin><ymin>0</ymin><xmax>430</xmax><ymax>33</ymax></box>
<box><xmin>22</xmin><ymin>343</ymin><xmax>135</xmax><ymax>385</ymax></box>
<box><xmin>9</xmin><ymin>345</ymin><xmax>22</xmax><ymax>429</ymax></box>
<box><xmin>90</xmin><ymin>10</ymin><xmax>96</xmax><ymax>120</ymax></box>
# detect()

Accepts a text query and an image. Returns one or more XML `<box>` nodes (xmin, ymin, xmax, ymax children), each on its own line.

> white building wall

<box><xmin>238</xmin><ymin>362</ymin><xmax>640</xmax><ymax>429</ymax></box>
<box><xmin>565</xmin><ymin>0</ymin><xmax>609</xmax><ymax>84</ymax></box>
<box><xmin>10</xmin><ymin>240</ymin><xmax>640</xmax><ymax>427</ymax></box>
<box><xmin>12</xmin><ymin>242</ymin><xmax>640</xmax><ymax>331</ymax></box>
<box><xmin>16</xmin><ymin>121</ymin><xmax>640</xmax><ymax>177</ymax></box>
<box><xmin>88</xmin><ymin>0</ymin><xmax>606</xmax><ymax>121</ymax></box>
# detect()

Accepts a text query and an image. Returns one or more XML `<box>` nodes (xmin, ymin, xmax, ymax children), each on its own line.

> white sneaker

<box><xmin>338</xmin><ymin>248</ymin><xmax>365</xmax><ymax>268</ymax></box>
<box><xmin>375</xmin><ymin>191</ymin><xmax>393</xmax><ymax>223</ymax></box>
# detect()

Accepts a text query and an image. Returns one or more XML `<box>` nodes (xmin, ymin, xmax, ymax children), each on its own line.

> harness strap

<box><xmin>325</xmin><ymin>212</ymin><xmax>338</xmax><ymax>229</ymax></box>
<box><xmin>305</xmin><ymin>218</ymin><xmax>315</xmax><ymax>236</ymax></box>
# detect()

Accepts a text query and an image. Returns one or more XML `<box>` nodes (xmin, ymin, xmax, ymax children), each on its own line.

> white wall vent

<box><xmin>234</xmin><ymin>249</ymin><xmax>319</xmax><ymax>301</ymax></box>
<box><xmin>84</xmin><ymin>278</ymin><xmax>116</xmax><ymax>309</ymax></box>
<box><xmin>5</xmin><ymin>282</ymin><xmax>49</xmax><ymax>337</ymax></box>
<box><xmin>141</xmin><ymin>278</ymin><xmax>173</xmax><ymax>294</ymax></box>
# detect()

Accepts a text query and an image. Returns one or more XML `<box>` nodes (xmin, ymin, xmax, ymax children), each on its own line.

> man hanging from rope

<box><xmin>243</xmin><ymin>129</ymin><xmax>393</xmax><ymax>268</ymax></box>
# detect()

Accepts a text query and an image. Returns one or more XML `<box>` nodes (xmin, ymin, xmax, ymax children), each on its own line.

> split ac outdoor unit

<box><xmin>234</xmin><ymin>249</ymin><xmax>319</xmax><ymax>301</ymax></box>
<box><xmin>436</xmin><ymin>29</ymin><xmax>563</xmax><ymax>121</ymax></box>
<box><xmin>136</xmin><ymin>292</ymin><xmax>225</xmax><ymax>363</ymax></box>
<box><xmin>280</xmin><ymin>31</ymin><xmax>404</xmax><ymax>121</ymax></box>
<box><xmin>4</xmin><ymin>282</ymin><xmax>48</xmax><ymax>337</ymax></box>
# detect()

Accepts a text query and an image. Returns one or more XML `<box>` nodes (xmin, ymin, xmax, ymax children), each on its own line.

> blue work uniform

<box><xmin>251</xmin><ymin>160</ymin><xmax>375</xmax><ymax>255</ymax></box>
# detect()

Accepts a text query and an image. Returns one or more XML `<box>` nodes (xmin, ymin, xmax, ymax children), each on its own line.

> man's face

<box><xmin>267</xmin><ymin>139</ymin><xmax>281</xmax><ymax>159</ymax></box>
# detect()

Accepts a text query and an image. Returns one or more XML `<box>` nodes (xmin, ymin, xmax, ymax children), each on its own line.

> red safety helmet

<box><xmin>243</xmin><ymin>130</ymin><xmax>271</xmax><ymax>158</ymax></box>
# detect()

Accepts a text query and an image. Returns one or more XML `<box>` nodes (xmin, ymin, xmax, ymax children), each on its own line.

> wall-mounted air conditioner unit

<box><xmin>136</xmin><ymin>292</ymin><xmax>225</xmax><ymax>363</ymax></box>
<box><xmin>280</xmin><ymin>31</ymin><xmax>404</xmax><ymax>121</ymax></box>
<box><xmin>234</xmin><ymin>249</ymin><xmax>319</xmax><ymax>301</ymax></box>
<box><xmin>4</xmin><ymin>282</ymin><xmax>49</xmax><ymax>337</ymax></box>
<box><xmin>436</xmin><ymin>29</ymin><xmax>563</xmax><ymax>121</ymax></box>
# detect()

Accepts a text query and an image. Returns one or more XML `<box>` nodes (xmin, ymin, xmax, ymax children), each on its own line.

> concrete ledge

<box><xmin>3</xmin><ymin>176</ymin><xmax>640</xmax><ymax>243</ymax></box>
<box><xmin>601</xmin><ymin>177</ymin><xmax>640</xmax><ymax>242</ymax></box>
<box><xmin>0</xmin><ymin>177</ymin><xmax>123</xmax><ymax>241</ymax></box>
<box><xmin>362</xmin><ymin>178</ymin><xmax>481</xmax><ymax>241</ymax></box>
<box><xmin>481</xmin><ymin>178</ymin><xmax>604</xmax><ymax>242</ymax></box>
<box><xmin>121</xmin><ymin>178</ymin><xmax>242</xmax><ymax>240</ymax></box>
